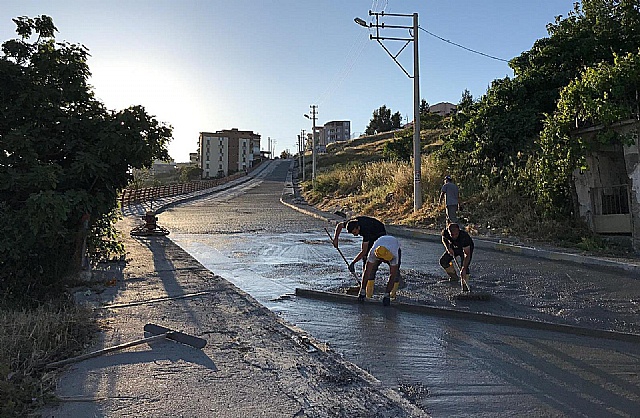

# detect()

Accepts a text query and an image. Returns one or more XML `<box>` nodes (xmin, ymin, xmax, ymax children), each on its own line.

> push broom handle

<box><xmin>452</xmin><ymin>257</ymin><xmax>472</xmax><ymax>292</ymax></box>
<box><xmin>324</xmin><ymin>227</ymin><xmax>361</xmax><ymax>284</ymax></box>
<box><xmin>46</xmin><ymin>332</ymin><xmax>172</xmax><ymax>368</ymax></box>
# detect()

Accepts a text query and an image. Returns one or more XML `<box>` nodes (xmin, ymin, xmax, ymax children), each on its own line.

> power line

<box><xmin>314</xmin><ymin>0</ymin><xmax>388</xmax><ymax>106</ymax></box>
<box><xmin>418</xmin><ymin>26</ymin><xmax>509</xmax><ymax>63</ymax></box>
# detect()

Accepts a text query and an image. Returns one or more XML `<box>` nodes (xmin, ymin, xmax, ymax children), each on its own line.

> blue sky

<box><xmin>1</xmin><ymin>1</ymin><xmax>579</xmax><ymax>162</ymax></box>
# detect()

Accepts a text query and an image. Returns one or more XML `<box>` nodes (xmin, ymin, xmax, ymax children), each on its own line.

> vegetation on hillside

<box><xmin>303</xmin><ymin>0</ymin><xmax>640</xmax><ymax>249</ymax></box>
<box><xmin>365</xmin><ymin>105</ymin><xmax>402</xmax><ymax>135</ymax></box>
<box><xmin>440</xmin><ymin>0</ymin><xmax>640</xmax><ymax>218</ymax></box>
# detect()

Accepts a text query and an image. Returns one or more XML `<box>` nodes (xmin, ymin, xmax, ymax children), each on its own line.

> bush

<box><xmin>0</xmin><ymin>300</ymin><xmax>95</xmax><ymax>417</ymax></box>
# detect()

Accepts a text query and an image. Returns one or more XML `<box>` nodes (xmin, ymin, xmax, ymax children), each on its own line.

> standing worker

<box><xmin>439</xmin><ymin>175</ymin><xmax>459</xmax><ymax>223</ymax></box>
<box><xmin>332</xmin><ymin>216</ymin><xmax>386</xmax><ymax>274</ymax></box>
<box><xmin>358</xmin><ymin>235</ymin><xmax>401</xmax><ymax>306</ymax></box>
<box><xmin>440</xmin><ymin>223</ymin><xmax>474</xmax><ymax>292</ymax></box>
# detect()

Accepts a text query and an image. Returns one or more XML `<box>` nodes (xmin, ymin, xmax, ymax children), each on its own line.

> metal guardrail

<box><xmin>119</xmin><ymin>172</ymin><xmax>246</xmax><ymax>206</ymax></box>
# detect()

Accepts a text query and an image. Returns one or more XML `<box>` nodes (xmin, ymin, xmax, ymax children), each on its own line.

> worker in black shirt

<box><xmin>440</xmin><ymin>222</ymin><xmax>474</xmax><ymax>291</ymax></box>
<box><xmin>332</xmin><ymin>215</ymin><xmax>387</xmax><ymax>274</ymax></box>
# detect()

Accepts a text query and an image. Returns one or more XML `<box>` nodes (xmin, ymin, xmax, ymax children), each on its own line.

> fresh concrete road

<box><xmin>159</xmin><ymin>159</ymin><xmax>640</xmax><ymax>417</ymax></box>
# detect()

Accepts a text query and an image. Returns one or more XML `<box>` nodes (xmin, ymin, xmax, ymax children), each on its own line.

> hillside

<box><xmin>298</xmin><ymin>129</ymin><xmax>632</xmax><ymax>256</ymax></box>
<box><xmin>300</xmin><ymin>127</ymin><xmax>456</xmax><ymax>229</ymax></box>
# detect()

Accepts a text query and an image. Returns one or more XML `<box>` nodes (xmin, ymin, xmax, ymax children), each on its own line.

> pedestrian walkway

<box><xmin>121</xmin><ymin>160</ymin><xmax>274</xmax><ymax>218</ymax></box>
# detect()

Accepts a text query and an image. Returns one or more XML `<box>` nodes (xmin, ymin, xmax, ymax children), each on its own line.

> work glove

<box><xmin>348</xmin><ymin>262</ymin><xmax>356</xmax><ymax>274</ymax></box>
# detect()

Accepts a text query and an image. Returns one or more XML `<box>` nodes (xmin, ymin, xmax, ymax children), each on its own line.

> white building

<box><xmin>198</xmin><ymin>129</ymin><xmax>261</xmax><ymax>178</ymax></box>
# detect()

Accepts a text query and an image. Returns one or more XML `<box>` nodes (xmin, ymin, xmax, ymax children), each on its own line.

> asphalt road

<box><xmin>159</xmin><ymin>159</ymin><xmax>640</xmax><ymax>417</ymax></box>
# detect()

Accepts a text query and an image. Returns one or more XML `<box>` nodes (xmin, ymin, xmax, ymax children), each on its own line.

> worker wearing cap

<box><xmin>332</xmin><ymin>215</ymin><xmax>387</xmax><ymax>274</ymax></box>
<box><xmin>440</xmin><ymin>223</ymin><xmax>474</xmax><ymax>291</ymax></box>
<box><xmin>358</xmin><ymin>235</ymin><xmax>401</xmax><ymax>306</ymax></box>
<box><xmin>439</xmin><ymin>175</ymin><xmax>459</xmax><ymax>223</ymax></box>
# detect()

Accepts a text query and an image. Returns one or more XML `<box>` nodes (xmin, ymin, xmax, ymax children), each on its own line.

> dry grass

<box><xmin>303</xmin><ymin>129</ymin><xmax>617</xmax><ymax>252</ymax></box>
<box><xmin>0</xmin><ymin>300</ymin><xmax>96</xmax><ymax>417</ymax></box>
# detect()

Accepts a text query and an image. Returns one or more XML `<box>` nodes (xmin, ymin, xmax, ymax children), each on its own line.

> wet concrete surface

<box><xmin>158</xmin><ymin>159</ymin><xmax>640</xmax><ymax>417</ymax></box>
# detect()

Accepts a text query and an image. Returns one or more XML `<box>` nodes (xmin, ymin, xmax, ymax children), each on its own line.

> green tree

<box><xmin>536</xmin><ymin>51</ymin><xmax>640</xmax><ymax>215</ymax></box>
<box><xmin>365</xmin><ymin>105</ymin><xmax>402</xmax><ymax>135</ymax></box>
<box><xmin>441</xmin><ymin>0</ymin><xmax>640</xmax><ymax>192</ymax></box>
<box><xmin>419</xmin><ymin>99</ymin><xmax>429</xmax><ymax>116</ymax></box>
<box><xmin>178</xmin><ymin>165</ymin><xmax>203</xmax><ymax>182</ymax></box>
<box><xmin>382</xmin><ymin>134</ymin><xmax>412</xmax><ymax>161</ymax></box>
<box><xmin>0</xmin><ymin>16</ymin><xmax>172</xmax><ymax>301</ymax></box>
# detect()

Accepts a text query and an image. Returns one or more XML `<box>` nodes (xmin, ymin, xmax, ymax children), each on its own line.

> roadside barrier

<box><xmin>119</xmin><ymin>174</ymin><xmax>245</xmax><ymax>206</ymax></box>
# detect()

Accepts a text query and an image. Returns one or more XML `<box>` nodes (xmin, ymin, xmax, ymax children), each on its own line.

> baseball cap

<box><xmin>374</xmin><ymin>246</ymin><xmax>393</xmax><ymax>261</ymax></box>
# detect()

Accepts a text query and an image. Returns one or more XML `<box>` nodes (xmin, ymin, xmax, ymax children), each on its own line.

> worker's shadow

<box><xmin>84</xmin><ymin>340</ymin><xmax>218</xmax><ymax>372</ymax></box>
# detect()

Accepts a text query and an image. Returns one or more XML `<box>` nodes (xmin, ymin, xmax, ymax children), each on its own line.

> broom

<box><xmin>452</xmin><ymin>257</ymin><xmax>491</xmax><ymax>301</ymax></box>
<box><xmin>324</xmin><ymin>227</ymin><xmax>362</xmax><ymax>295</ymax></box>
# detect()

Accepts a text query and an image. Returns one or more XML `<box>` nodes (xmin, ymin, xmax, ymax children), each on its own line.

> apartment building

<box><xmin>428</xmin><ymin>102</ymin><xmax>456</xmax><ymax>116</ymax></box>
<box><xmin>310</xmin><ymin>120</ymin><xmax>350</xmax><ymax>153</ymax></box>
<box><xmin>198</xmin><ymin>129</ymin><xmax>261</xmax><ymax>178</ymax></box>
<box><xmin>323</xmin><ymin>120</ymin><xmax>350</xmax><ymax>144</ymax></box>
<box><xmin>189</xmin><ymin>152</ymin><xmax>199</xmax><ymax>166</ymax></box>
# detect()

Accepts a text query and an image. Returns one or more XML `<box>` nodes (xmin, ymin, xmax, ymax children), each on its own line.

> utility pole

<box><xmin>268</xmin><ymin>137</ymin><xmax>271</xmax><ymax>159</ymax></box>
<box><xmin>297</xmin><ymin>134</ymin><xmax>304</xmax><ymax>180</ymax></box>
<box><xmin>301</xmin><ymin>129</ymin><xmax>306</xmax><ymax>181</ymax></box>
<box><xmin>304</xmin><ymin>105</ymin><xmax>318</xmax><ymax>187</ymax></box>
<box><xmin>355</xmin><ymin>11</ymin><xmax>422</xmax><ymax>210</ymax></box>
<box><xmin>311</xmin><ymin>105</ymin><xmax>317</xmax><ymax>185</ymax></box>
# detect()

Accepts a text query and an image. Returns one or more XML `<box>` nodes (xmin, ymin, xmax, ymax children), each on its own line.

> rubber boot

<box><xmin>382</xmin><ymin>292</ymin><xmax>391</xmax><ymax>306</ymax></box>
<box><xmin>365</xmin><ymin>280</ymin><xmax>375</xmax><ymax>298</ymax></box>
<box><xmin>444</xmin><ymin>265</ymin><xmax>459</xmax><ymax>282</ymax></box>
<box><xmin>390</xmin><ymin>282</ymin><xmax>399</xmax><ymax>299</ymax></box>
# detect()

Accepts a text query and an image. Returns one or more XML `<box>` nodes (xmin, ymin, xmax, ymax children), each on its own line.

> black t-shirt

<box><xmin>442</xmin><ymin>228</ymin><xmax>474</xmax><ymax>251</ymax></box>
<box><xmin>353</xmin><ymin>216</ymin><xmax>387</xmax><ymax>244</ymax></box>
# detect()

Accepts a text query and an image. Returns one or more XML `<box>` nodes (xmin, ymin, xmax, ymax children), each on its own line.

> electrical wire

<box><xmin>314</xmin><ymin>0</ymin><xmax>388</xmax><ymax>107</ymax></box>
<box><xmin>418</xmin><ymin>26</ymin><xmax>509</xmax><ymax>63</ymax></box>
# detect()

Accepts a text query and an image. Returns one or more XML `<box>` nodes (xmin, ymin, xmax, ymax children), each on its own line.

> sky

<box><xmin>0</xmin><ymin>1</ymin><xmax>579</xmax><ymax>162</ymax></box>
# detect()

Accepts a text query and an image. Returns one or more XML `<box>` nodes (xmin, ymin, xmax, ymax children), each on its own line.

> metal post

<box><xmin>297</xmin><ymin>134</ymin><xmax>302</xmax><ymax>178</ymax></box>
<box><xmin>354</xmin><ymin>10</ymin><xmax>422</xmax><ymax>210</ymax></box>
<box><xmin>311</xmin><ymin>105</ymin><xmax>317</xmax><ymax>185</ymax></box>
<box><xmin>412</xmin><ymin>13</ymin><xmax>422</xmax><ymax>210</ymax></box>
<box><xmin>301</xmin><ymin>129</ymin><xmax>306</xmax><ymax>181</ymax></box>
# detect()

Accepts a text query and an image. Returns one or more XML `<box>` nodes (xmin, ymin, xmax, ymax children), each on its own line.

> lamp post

<box><xmin>355</xmin><ymin>11</ymin><xmax>422</xmax><ymax>210</ymax></box>
<box><xmin>304</xmin><ymin>105</ymin><xmax>318</xmax><ymax>187</ymax></box>
<box><xmin>297</xmin><ymin>133</ymin><xmax>305</xmax><ymax>181</ymax></box>
<box><xmin>300</xmin><ymin>129</ymin><xmax>306</xmax><ymax>181</ymax></box>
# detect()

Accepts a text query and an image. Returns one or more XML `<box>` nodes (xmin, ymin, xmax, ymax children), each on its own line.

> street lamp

<box><xmin>354</xmin><ymin>17</ymin><xmax>368</xmax><ymax>27</ymax></box>
<box><xmin>355</xmin><ymin>10</ymin><xmax>422</xmax><ymax>210</ymax></box>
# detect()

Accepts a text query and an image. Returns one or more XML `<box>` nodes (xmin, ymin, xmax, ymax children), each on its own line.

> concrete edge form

<box><xmin>295</xmin><ymin>288</ymin><xmax>640</xmax><ymax>344</ymax></box>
